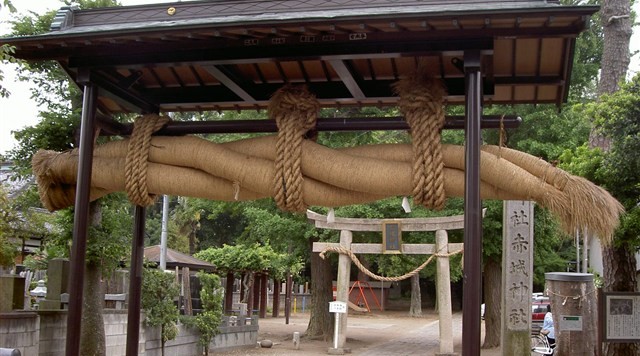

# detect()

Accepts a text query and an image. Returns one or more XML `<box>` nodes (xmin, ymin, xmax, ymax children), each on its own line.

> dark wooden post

<box><xmin>272</xmin><ymin>278</ymin><xmax>280</xmax><ymax>317</ymax></box>
<box><xmin>225</xmin><ymin>272</ymin><xmax>235</xmax><ymax>314</ymax></box>
<box><xmin>253</xmin><ymin>272</ymin><xmax>261</xmax><ymax>315</ymax></box>
<box><xmin>65</xmin><ymin>74</ymin><xmax>97</xmax><ymax>356</ymax></box>
<box><xmin>285</xmin><ymin>273</ymin><xmax>292</xmax><ymax>324</ymax></box>
<box><xmin>462</xmin><ymin>49</ymin><xmax>483</xmax><ymax>356</ymax></box>
<box><xmin>246</xmin><ymin>272</ymin><xmax>254</xmax><ymax>317</ymax></box>
<box><xmin>259</xmin><ymin>273</ymin><xmax>268</xmax><ymax>318</ymax></box>
<box><xmin>239</xmin><ymin>272</ymin><xmax>246</xmax><ymax>302</ymax></box>
<box><xmin>126</xmin><ymin>206</ymin><xmax>146</xmax><ymax>356</ymax></box>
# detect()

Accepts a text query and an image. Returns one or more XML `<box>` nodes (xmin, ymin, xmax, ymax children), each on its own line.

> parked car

<box><xmin>531</xmin><ymin>300</ymin><xmax>550</xmax><ymax>334</ymax></box>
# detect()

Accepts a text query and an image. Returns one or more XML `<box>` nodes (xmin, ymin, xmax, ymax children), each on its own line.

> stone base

<box><xmin>327</xmin><ymin>347</ymin><xmax>352</xmax><ymax>354</ymax></box>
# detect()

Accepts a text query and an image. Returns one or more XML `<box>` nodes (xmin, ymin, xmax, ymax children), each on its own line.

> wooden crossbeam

<box><xmin>307</xmin><ymin>209</ymin><xmax>485</xmax><ymax>232</ymax></box>
<box><xmin>312</xmin><ymin>242</ymin><xmax>463</xmax><ymax>254</ymax></box>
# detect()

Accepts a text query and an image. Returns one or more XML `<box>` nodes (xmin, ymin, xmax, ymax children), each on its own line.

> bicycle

<box><xmin>531</xmin><ymin>333</ymin><xmax>555</xmax><ymax>355</ymax></box>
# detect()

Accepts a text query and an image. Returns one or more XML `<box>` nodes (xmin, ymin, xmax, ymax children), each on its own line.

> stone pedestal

<box><xmin>545</xmin><ymin>272</ymin><xmax>597</xmax><ymax>356</ymax></box>
<box><xmin>0</xmin><ymin>275</ymin><xmax>26</xmax><ymax>312</ymax></box>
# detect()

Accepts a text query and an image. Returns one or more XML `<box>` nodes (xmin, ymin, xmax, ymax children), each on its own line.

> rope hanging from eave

<box><xmin>125</xmin><ymin>113</ymin><xmax>171</xmax><ymax>206</ymax></box>
<box><xmin>269</xmin><ymin>85</ymin><xmax>319</xmax><ymax>212</ymax></box>
<box><xmin>394</xmin><ymin>72</ymin><xmax>447</xmax><ymax>210</ymax></box>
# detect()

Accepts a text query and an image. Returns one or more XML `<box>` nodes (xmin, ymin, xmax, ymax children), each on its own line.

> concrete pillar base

<box><xmin>327</xmin><ymin>347</ymin><xmax>351</xmax><ymax>354</ymax></box>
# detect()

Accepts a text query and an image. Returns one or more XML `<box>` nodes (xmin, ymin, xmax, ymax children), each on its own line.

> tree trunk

<box><xmin>591</xmin><ymin>0</ymin><xmax>632</xmax><ymax>149</ymax></box>
<box><xmin>409</xmin><ymin>273</ymin><xmax>422</xmax><ymax>317</ymax></box>
<box><xmin>603</xmin><ymin>242</ymin><xmax>639</xmax><ymax>356</ymax></box>
<box><xmin>596</xmin><ymin>1</ymin><xmax>637</xmax><ymax>355</ymax></box>
<box><xmin>80</xmin><ymin>201</ymin><xmax>106</xmax><ymax>356</ymax></box>
<box><xmin>482</xmin><ymin>258</ymin><xmax>501</xmax><ymax>348</ymax></box>
<box><xmin>306</xmin><ymin>238</ymin><xmax>333</xmax><ymax>340</ymax></box>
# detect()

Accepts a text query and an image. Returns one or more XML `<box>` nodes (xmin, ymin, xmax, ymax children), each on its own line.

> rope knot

<box><xmin>269</xmin><ymin>85</ymin><xmax>319</xmax><ymax>212</ymax></box>
<box><xmin>125</xmin><ymin>114</ymin><xmax>170</xmax><ymax>206</ymax></box>
<box><xmin>393</xmin><ymin>72</ymin><xmax>447</xmax><ymax>210</ymax></box>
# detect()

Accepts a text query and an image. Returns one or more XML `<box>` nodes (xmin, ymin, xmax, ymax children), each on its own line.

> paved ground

<box><xmin>224</xmin><ymin>310</ymin><xmax>502</xmax><ymax>355</ymax></box>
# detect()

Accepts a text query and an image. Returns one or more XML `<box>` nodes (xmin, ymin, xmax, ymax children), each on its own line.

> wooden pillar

<box><xmin>436</xmin><ymin>230</ymin><xmax>456</xmax><ymax>356</ymax></box>
<box><xmin>126</xmin><ymin>206</ymin><xmax>146</xmax><ymax>356</ymax></box>
<box><xmin>546</xmin><ymin>272</ymin><xmax>597</xmax><ymax>355</ymax></box>
<box><xmin>462</xmin><ymin>49</ymin><xmax>483</xmax><ymax>356</ymax></box>
<box><xmin>225</xmin><ymin>272</ymin><xmax>234</xmax><ymax>314</ymax></box>
<box><xmin>239</xmin><ymin>272</ymin><xmax>246</xmax><ymax>302</ymax></box>
<box><xmin>272</xmin><ymin>278</ymin><xmax>280</xmax><ymax>317</ymax></box>
<box><xmin>331</xmin><ymin>230</ymin><xmax>352</xmax><ymax>353</ymax></box>
<box><xmin>252</xmin><ymin>272</ymin><xmax>260</xmax><ymax>315</ymax></box>
<box><xmin>285</xmin><ymin>273</ymin><xmax>292</xmax><ymax>324</ymax></box>
<box><xmin>259</xmin><ymin>273</ymin><xmax>268</xmax><ymax>318</ymax></box>
<box><xmin>182</xmin><ymin>267</ymin><xmax>192</xmax><ymax>316</ymax></box>
<box><xmin>65</xmin><ymin>77</ymin><xmax>97</xmax><ymax>356</ymax></box>
<box><xmin>501</xmin><ymin>200</ymin><xmax>534</xmax><ymax>355</ymax></box>
<box><xmin>246</xmin><ymin>272</ymin><xmax>254</xmax><ymax>317</ymax></box>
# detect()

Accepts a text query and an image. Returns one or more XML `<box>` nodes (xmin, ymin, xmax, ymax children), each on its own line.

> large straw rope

<box><xmin>124</xmin><ymin>114</ymin><xmax>170</xmax><ymax>206</ymax></box>
<box><xmin>269</xmin><ymin>86</ymin><xmax>319</xmax><ymax>212</ymax></box>
<box><xmin>319</xmin><ymin>245</ymin><xmax>463</xmax><ymax>282</ymax></box>
<box><xmin>394</xmin><ymin>76</ymin><xmax>447</xmax><ymax>210</ymax></box>
<box><xmin>31</xmin><ymin>135</ymin><xmax>624</xmax><ymax>243</ymax></box>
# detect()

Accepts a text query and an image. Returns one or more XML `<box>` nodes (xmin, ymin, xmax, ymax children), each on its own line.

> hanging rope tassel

<box><xmin>269</xmin><ymin>85</ymin><xmax>319</xmax><ymax>212</ymax></box>
<box><xmin>125</xmin><ymin>114</ymin><xmax>171</xmax><ymax>206</ymax></box>
<box><xmin>393</xmin><ymin>69</ymin><xmax>447</xmax><ymax>210</ymax></box>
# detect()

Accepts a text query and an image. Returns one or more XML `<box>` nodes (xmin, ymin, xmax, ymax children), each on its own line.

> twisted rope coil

<box><xmin>125</xmin><ymin>114</ymin><xmax>170</xmax><ymax>206</ymax></box>
<box><xmin>269</xmin><ymin>85</ymin><xmax>319</xmax><ymax>212</ymax></box>
<box><xmin>545</xmin><ymin>288</ymin><xmax>597</xmax><ymax>308</ymax></box>
<box><xmin>319</xmin><ymin>245</ymin><xmax>462</xmax><ymax>282</ymax></box>
<box><xmin>394</xmin><ymin>75</ymin><xmax>447</xmax><ymax>210</ymax></box>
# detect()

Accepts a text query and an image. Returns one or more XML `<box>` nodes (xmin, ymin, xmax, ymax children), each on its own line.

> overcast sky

<box><xmin>1</xmin><ymin>1</ymin><xmax>639</xmax><ymax>155</ymax></box>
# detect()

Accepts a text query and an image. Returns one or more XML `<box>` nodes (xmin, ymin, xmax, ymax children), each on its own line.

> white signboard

<box><xmin>329</xmin><ymin>301</ymin><xmax>347</xmax><ymax>314</ymax></box>
<box><xmin>604</xmin><ymin>294</ymin><xmax>640</xmax><ymax>341</ymax></box>
<box><xmin>559</xmin><ymin>315</ymin><xmax>583</xmax><ymax>331</ymax></box>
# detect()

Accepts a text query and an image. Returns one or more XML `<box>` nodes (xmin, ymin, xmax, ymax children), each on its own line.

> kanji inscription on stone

<box><xmin>502</xmin><ymin>200</ymin><xmax>534</xmax><ymax>331</ymax></box>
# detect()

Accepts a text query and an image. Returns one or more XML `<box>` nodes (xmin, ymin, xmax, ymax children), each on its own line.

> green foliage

<box><xmin>46</xmin><ymin>194</ymin><xmax>132</xmax><ymax>272</ymax></box>
<box><xmin>188</xmin><ymin>272</ymin><xmax>224</xmax><ymax>352</ymax></box>
<box><xmin>577</xmin><ymin>74</ymin><xmax>640</xmax><ymax>248</ymax></box>
<box><xmin>0</xmin><ymin>44</ymin><xmax>20</xmax><ymax>98</ymax></box>
<box><xmin>22</xmin><ymin>248</ymin><xmax>48</xmax><ymax>271</ymax></box>
<box><xmin>558</xmin><ymin>144</ymin><xmax>605</xmax><ymax>182</ymax></box>
<box><xmin>195</xmin><ymin>243</ymin><xmax>302</xmax><ymax>280</ymax></box>
<box><xmin>144</xmin><ymin>197</ymin><xmax>191</xmax><ymax>253</ymax></box>
<box><xmin>565</xmin><ymin>0</ymin><xmax>602</xmax><ymax>101</ymax></box>
<box><xmin>483</xmin><ymin>104</ymin><xmax>591</xmax><ymax>161</ymax></box>
<box><xmin>141</xmin><ymin>268</ymin><xmax>180</xmax><ymax>346</ymax></box>
<box><xmin>0</xmin><ymin>185</ymin><xmax>56</xmax><ymax>267</ymax></box>
<box><xmin>0</xmin><ymin>187</ymin><xmax>19</xmax><ymax>266</ymax></box>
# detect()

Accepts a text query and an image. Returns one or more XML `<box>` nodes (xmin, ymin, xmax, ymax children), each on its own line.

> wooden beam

<box><xmin>306</xmin><ymin>209</ymin><xmax>485</xmax><ymax>232</ymax></box>
<box><xmin>312</xmin><ymin>242</ymin><xmax>464</xmax><ymax>254</ymax></box>
<box><xmin>202</xmin><ymin>64</ymin><xmax>256</xmax><ymax>102</ymax></box>
<box><xmin>328</xmin><ymin>59</ymin><xmax>365</xmax><ymax>100</ymax></box>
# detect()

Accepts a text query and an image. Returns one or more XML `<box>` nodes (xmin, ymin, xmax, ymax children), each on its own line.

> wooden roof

<box><xmin>144</xmin><ymin>245</ymin><xmax>216</xmax><ymax>272</ymax></box>
<box><xmin>1</xmin><ymin>0</ymin><xmax>598</xmax><ymax>114</ymax></box>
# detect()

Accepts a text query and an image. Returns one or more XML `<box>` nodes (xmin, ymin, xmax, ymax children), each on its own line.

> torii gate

<box><xmin>309</xmin><ymin>209</ymin><xmax>485</xmax><ymax>355</ymax></box>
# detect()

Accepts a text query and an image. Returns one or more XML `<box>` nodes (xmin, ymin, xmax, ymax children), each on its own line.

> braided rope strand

<box><xmin>394</xmin><ymin>74</ymin><xmax>447</xmax><ymax>210</ymax></box>
<box><xmin>319</xmin><ymin>245</ymin><xmax>462</xmax><ymax>282</ymax></box>
<box><xmin>269</xmin><ymin>85</ymin><xmax>319</xmax><ymax>212</ymax></box>
<box><xmin>125</xmin><ymin>114</ymin><xmax>170</xmax><ymax>206</ymax></box>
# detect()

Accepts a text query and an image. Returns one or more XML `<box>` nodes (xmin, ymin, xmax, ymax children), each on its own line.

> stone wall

<box><xmin>0</xmin><ymin>312</ymin><xmax>39</xmax><ymax>355</ymax></box>
<box><xmin>0</xmin><ymin>310</ymin><xmax>258</xmax><ymax>355</ymax></box>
